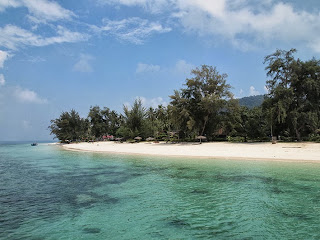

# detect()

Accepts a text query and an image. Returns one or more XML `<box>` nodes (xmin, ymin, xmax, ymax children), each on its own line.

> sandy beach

<box><xmin>61</xmin><ymin>141</ymin><xmax>320</xmax><ymax>162</ymax></box>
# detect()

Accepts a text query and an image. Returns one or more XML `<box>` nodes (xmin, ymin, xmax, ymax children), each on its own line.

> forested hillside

<box><xmin>239</xmin><ymin>95</ymin><xmax>265</xmax><ymax>108</ymax></box>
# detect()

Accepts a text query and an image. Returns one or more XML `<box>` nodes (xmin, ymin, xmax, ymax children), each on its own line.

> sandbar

<box><xmin>61</xmin><ymin>141</ymin><xmax>320</xmax><ymax>162</ymax></box>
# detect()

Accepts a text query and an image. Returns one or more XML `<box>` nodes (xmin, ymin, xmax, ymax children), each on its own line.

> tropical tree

<box><xmin>154</xmin><ymin>105</ymin><xmax>170</xmax><ymax>138</ymax></box>
<box><xmin>263</xmin><ymin>49</ymin><xmax>320</xmax><ymax>140</ymax></box>
<box><xmin>169</xmin><ymin>65</ymin><xmax>234</xmax><ymax>139</ymax></box>
<box><xmin>116</xmin><ymin>99</ymin><xmax>148</xmax><ymax>139</ymax></box>
<box><xmin>102</xmin><ymin>108</ymin><xmax>121</xmax><ymax>136</ymax></box>
<box><xmin>49</xmin><ymin>109</ymin><xmax>89</xmax><ymax>142</ymax></box>
<box><xmin>88</xmin><ymin>106</ymin><xmax>107</xmax><ymax>139</ymax></box>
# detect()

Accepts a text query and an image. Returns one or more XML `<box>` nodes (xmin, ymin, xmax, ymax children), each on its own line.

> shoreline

<box><xmin>61</xmin><ymin>141</ymin><xmax>320</xmax><ymax>163</ymax></box>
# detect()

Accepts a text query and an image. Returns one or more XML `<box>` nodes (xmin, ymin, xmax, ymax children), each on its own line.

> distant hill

<box><xmin>239</xmin><ymin>95</ymin><xmax>265</xmax><ymax>108</ymax></box>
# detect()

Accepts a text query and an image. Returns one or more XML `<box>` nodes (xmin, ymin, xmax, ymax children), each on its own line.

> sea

<box><xmin>0</xmin><ymin>142</ymin><xmax>320</xmax><ymax>239</ymax></box>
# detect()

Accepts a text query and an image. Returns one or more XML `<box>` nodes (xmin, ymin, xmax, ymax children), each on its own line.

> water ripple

<box><xmin>1</xmin><ymin>144</ymin><xmax>320</xmax><ymax>239</ymax></box>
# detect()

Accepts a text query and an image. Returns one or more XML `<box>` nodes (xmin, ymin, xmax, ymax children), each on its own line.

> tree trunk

<box><xmin>295</xmin><ymin>129</ymin><xmax>301</xmax><ymax>141</ymax></box>
<box><xmin>201</xmin><ymin>116</ymin><xmax>208</xmax><ymax>136</ymax></box>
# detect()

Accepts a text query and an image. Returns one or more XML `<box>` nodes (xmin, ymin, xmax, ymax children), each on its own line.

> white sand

<box><xmin>61</xmin><ymin>141</ymin><xmax>320</xmax><ymax>162</ymax></box>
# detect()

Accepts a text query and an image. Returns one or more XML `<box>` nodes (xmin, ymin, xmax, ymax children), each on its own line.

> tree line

<box><xmin>49</xmin><ymin>49</ymin><xmax>320</xmax><ymax>143</ymax></box>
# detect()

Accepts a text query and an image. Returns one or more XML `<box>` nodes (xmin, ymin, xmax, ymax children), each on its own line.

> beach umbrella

<box><xmin>115</xmin><ymin>137</ymin><xmax>122</xmax><ymax>141</ymax></box>
<box><xmin>196</xmin><ymin>136</ymin><xmax>206</xmax><ymax>144</ymax></box>
<box><xmin>146</xmin><ymin>137</ymin><xmax>155</xmax><ymax>141</ymax></box>
<box><xmin>134</xmin><ymin>136</ymin><xmax>142</xmax><ymax>142</ymax></box>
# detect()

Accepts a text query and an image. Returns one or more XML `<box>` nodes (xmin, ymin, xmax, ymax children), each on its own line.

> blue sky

<box><xmin>1</xmin><ymin>0</ymin><xmax>320</xmax><ymax>141</ymax></box>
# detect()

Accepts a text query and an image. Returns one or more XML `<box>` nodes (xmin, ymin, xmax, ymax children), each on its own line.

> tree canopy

<box><xmin>169</xmin><ymin>65</ymin><xmax>233</xmax><ymax>139</ymax></box>
<box><xmin>49</xmin><ymin>109</ymin><xmax>88</xmax><ymax>142</ymax></box>
<box><xmin>49</xmin><ymin>53</ymin><xmax>320</xmax><ymax>143</ymax></box>
<box><xmin>263</xmin><ymin>49</ymin><xmax>320</xmax><ymax>140</ymax></box>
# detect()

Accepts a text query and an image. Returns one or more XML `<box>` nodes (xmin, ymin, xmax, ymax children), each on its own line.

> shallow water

<box><xmin>0</xmin><ymin>142</ymin><xmax>320</xmax><ymax>239</ymax></box>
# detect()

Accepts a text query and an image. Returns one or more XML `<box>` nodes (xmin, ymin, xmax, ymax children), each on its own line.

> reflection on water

<box><xmin>0</xmin><ymin>143</ymin><xmax>320</xmax><ymax>239</ymax></box>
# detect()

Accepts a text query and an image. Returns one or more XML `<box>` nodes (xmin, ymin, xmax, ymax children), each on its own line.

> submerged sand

<box><xmin>62</xmin><ymin>141</ymin><xmax>320</xmax><ymax>162</ymax></box>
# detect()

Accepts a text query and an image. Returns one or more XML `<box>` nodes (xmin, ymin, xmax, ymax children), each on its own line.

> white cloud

<box><xmin>73</xmin><ymin>54</ymin><xmax>94</xmax><ymax>73</ymax></box>
<box><xmin>175</xmin><ymin>0</ymin><xmax>320</xmax><ymax>51</ymax></box>
<box><xmin>124</xmin><ymin>96</ymin><xmax>167</xmax><ymax>110</ymax></box>
<box><xmin>14</xmin><ymin>87</ymin><xmax>47</xmax><ymax>104</ymax></box>
<box><xmin>0</xmin><ymin>0</ymin><xmax>74</xmax><ymax>22</ymax></box>
<box><xmin>137</xmin><ymin>96</ymin><xmax>167</xmax><ymax>108</ymax></box>
<box><xmin>123</xmin><ymin>101</ymin><xmax>131</xmax><ymax>110</ymax></box>
<box><xmin>174</xmin><ymin>59</ymin><xmax>194</xmax><ymax>75</ymax></box>
<box><xmin>93</xmin><ymin>17</ymin><xmax>171</xmax><ymax>44</ymax></box>
<box><xmin>98</xmin><ymin>0</ymin><xmax>171</xmax><ymax>13</ymax></box>
<box><xmin>249</xmin><ymin>86</ymin><xmax>259</xmax><ymax>96</ymax></box>
<box><xmin>136</xmin><ymin>63</ymin><xmax>160</xmax><ymax>73</ymax></box>
<box><xmin>233</xmin><ymin>88</ymin><xmax>244</xmax><ymax>99</ymax></box>
<box><xmin>0</xmin><ymin>50</ymin><xmax>10</xmax><ymax>68</ymax></box>
<box><xmin>107</xmin><ymin>0</ymin><xmax>320</xmax><ymax>52</ymax></box>
<box><xmin>264</xmin><ymin>85</ymin><xmax>269</xmax><ymax>94</ymax></box>
<box><xmin>0</xmin><ymin>0</ymin><xmax>20</xmax><ymax>11</ymax></box>
<box><xmin>24</xmin><ymin>0</ymin><xmax>74</xmax><ymax>21</ymax></box>
<box><xmin>0</xmin><ymin>25</ymin><xmax>88</xmax><ymax>50</ymax></box>
<box><xmin>0</xmin><ymin>74</ymin><xmax>5</xmax><ymax>86</ymax></box>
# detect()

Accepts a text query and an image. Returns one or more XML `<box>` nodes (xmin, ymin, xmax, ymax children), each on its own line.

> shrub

<box><xmin>308</xmin><ymin>134</ymin><xmax>320</xmax><ymax>142</ymax></box>
<box><xmin>227</xmin><ymin>136</ymin><xmax>245</xmax><ymax>142</ymax></box>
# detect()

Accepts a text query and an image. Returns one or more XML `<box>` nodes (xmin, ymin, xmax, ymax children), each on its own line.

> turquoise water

<box><xmin>1</xmin><ymin>143</ymin><xmax>320</xmax><ymax>239</ymax></box>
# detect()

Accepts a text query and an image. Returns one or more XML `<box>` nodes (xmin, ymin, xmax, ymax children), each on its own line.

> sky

<box><xmin>1</xmin><ymin>0</ymin><xmax>320</xmax><ymax>141</ymax></box>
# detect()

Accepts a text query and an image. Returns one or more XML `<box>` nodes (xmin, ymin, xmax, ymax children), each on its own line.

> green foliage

<box><xmin>118</xmin><ymin>99</ymin><xmax>151</xmax><ymax>139</ymax></box>
<box><xmin>116</xmin><ymin>126</ymin><xmax>134</xmax><ymax>139</ymax></box>
<box><xmin>88</xmin><ymin>106</ymin><xmax>106</xmax><ymax>139</ymax></box>
<box><xmin>263</xmin><ymin>49</ymin><xmax>320</xmax><ymax>140</ymax></box>
<box><xmin>169</xmin><ymin>65</ymin><xmax>233</xmax><ymax>139</ymax></box>
<box><xmin>48</xmin><ymin>109</ymin><xmax>89</xmax><ymax>142</ymax></box>
<box><xmin>123</xmin><ymin>99</ymin><xmax>145</xmax><ymax>133</ymax></box>
<box><xmin>227</xmin><ymin>136</ymin><xmax>245</xmax><ymax>142</ymax></box>
<box><xmin>145</xmin><ymin>105</ymin><xmax>171</xmax><ymax>138</ymax></box>
<box><xmin>225</xmin><ymin>104</ymin><xmax>269</xmax><ymax>141</ymax></box>
<box><xmin>49</xmin><ymin>59</ymin><xmax>320</xmax><ymax>143</ymax></box>
<box><xmin>239</xmin><ymin>95</ymin><xmax>265</xmax><ymax>108</ymax></box>
<box><xmin>308</xmin><ymin>134</ymin><xmax>320</xmax><ymax>142</ymax></box>
<box><xmin>88</xmin><ymin>106</ymin><xmax>121</xmax><ymax>139</ymax></box>
<box><xmin>102</xmin><ymin>108</ymin><xmax>121</xmax><ymax>136</ymax></box>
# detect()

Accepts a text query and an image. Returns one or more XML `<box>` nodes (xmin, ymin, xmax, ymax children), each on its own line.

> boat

<box><xmin>31</xmin><ymin>143</ymin><xmax>38</xmax><ymax>146</ymax></box>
